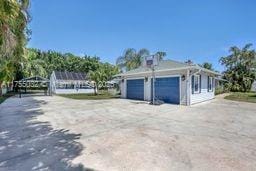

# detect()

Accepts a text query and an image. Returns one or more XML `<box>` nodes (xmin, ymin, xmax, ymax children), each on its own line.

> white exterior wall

<box><xmin>120</xmin><ymin>70</ymin><xmax>187</xmax><ymax>104</ymax></box>
<box><xmin>144</xmin><ymin>78</ymin><xmax>151</xmax><ymax>101</ymax></box>
<box><xmin>120</xmin><ymin>79</ymin><xmax>127</xmax><ymax>98</ymax></box>
<box><xmin>180</xmin><ymin>77</ymin><xmax>187</xmax><ymax>105</ymax></box>
<box><xmin>190</xmin><ymin>72</ymin><xmax>215</xmax><ymax>104</ymax></box>
<box><xmin>120</xmin><ymin>69</ymin><xmax>217</xmax><ymax>105</ymax></box>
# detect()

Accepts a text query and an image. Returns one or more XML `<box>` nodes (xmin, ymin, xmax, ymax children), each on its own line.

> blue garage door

<box><xmin>127</xmin><ymin>79</ymin><xmax>144</xmax><ymax>100</ymax></box>
<box><xmin>151</xmin><ymin>77</ymin><xmax>180</xmax><ymax>104</ymax></box>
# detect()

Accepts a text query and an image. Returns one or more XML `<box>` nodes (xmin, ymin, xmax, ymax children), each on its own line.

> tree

<box><xmin>200</xmin><ymin>62</ymin><xmax>213</xmax><ymax>70</ymax></box>
<box><xmin>0</xmin><ymin>0</ymin><xmax>30</xmax><ymax>95</ymax></box>
<box><xmin>88</xmin><ymin>69</ymin><xmax>104</xmax><ymax>95</ymax></box>
<box><xmin>22</xmin><ymin>48</ymin><xmax>109</xmax><ymax>79</ymax></box>
<box><xmin>156</xmin><ymin>51</ymin><xmax>167</xmax><ymax>60</ymax></box>
<box><xmin>23</xmin><ymin>49</ymin><xmax>47</xmax><ymax>77</ymax></box>
<box><xmin>21</xmin><ymin>48</ymin><xmax>119</xmax><ymax>95</ymax></box>
<box><xmin>89</xmin><ymin>62</ymin><xmax>119</xmax><ymax>95</ymax></box>
<box><xmin>0</xmin><ymin>0</ymin><xmax>30</xmax><ymax>56</ymax></box>
<box><xmin>220</xmin><ymin>43</ymin><xmax>256</xmax><ymax>92</ymax></box>
<box><xmin>0</xmin><ymin>59</ymin><xmax>15</xmax><ymax>95</ymax></box>
<box><xmin>116</xmin><ymin>49</ymin><xmax>167</xmax><ymax>72</ymax></box>
<box><xmin>116</xmin><ymin>48</ymin><xmax>150</xmax><ymax>71</ymax></box>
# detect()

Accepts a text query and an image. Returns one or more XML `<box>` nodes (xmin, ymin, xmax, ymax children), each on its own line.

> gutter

<box><xmin>114</xmin><ymin>66</ymin><xmax>192</xmax><ymax>77</ymax></box>
<box><xmin>194</xmin><ymin>65</ymin><xmax>222</xmax><ymax>76</ymax></box>
<box><xmin>114</xmin><ymin>65</ymin><xmax>221</xmax><ymax>78</ymax></box>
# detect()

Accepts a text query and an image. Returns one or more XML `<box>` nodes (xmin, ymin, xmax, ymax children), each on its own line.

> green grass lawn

<box><xmin>58</xmin><ymin>91</ymin><xmax>120</xmax><ymax>100</ymax></box>
<box><xmin>0</xmin><ymin>92</ymin><xmax>15</xmax><ymax>104</ymax></box>
<box><xmin>224</xmin><ymin>92</ymin><xmax>256</xmax><ymax>103</ymax></box>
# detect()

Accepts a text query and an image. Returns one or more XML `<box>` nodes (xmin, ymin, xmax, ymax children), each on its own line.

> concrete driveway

<box><xmin>0</xmin><ymin>95</ymin><xmax>256</xmax><ymax>171</ymax></box>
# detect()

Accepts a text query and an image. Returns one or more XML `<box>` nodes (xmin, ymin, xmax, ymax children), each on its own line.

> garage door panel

<box><xmin>127</xmin><ymin>79</ymin><xmax>144</xmax><ymax>100</ymax></box>
<box><xmin>151</xmin><ymin>77</ymin><xmax>180</xmax><ymax>104</ymax></box>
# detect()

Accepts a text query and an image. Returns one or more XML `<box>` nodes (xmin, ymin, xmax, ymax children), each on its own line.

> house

<box><xmin>50</xmin><ymin>71</ymin><xmax>95</xmax><ymax>94</ymax></box>
<box><xmin>116</xmin><ymin>59</ymin><xmax>221</xmax><ymax>105</ymax></box>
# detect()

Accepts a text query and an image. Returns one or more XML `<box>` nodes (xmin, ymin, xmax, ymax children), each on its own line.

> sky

<box><xmin>28</xmin><ymin>0</ymin><xmax>256</xmax><ymax>71</ymax></box>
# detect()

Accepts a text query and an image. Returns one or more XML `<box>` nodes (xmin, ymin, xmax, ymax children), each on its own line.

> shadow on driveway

<box><xmin>0</xmin><ymin>97</ymin><xmax>94</xmax><ymax>171</ymax></box>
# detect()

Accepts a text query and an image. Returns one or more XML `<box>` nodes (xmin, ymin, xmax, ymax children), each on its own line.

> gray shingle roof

<box><xmin>118</xmin><ymin>60</ymin><xmax>190</xmax><ymax>75</ymax></box>
<box><xmin>54</xmin><ymin>71</ymin><xmax>87</xmax><ymax>81</ymax></box>
<box><xmin>116</xmin><ymin>59</ymin><xmax>221</xmax><ymax>76</ymax></box>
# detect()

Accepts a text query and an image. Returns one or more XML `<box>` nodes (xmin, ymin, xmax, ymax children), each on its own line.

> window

<box><xmin>193</xmin><ymin>75</ymin><xmax>200</xmax><ymax>93</ymax></box>
<box><xmin>209</xmin><ymin>77</ymin><xmax>213</xmax><ymax>91</ymax></box>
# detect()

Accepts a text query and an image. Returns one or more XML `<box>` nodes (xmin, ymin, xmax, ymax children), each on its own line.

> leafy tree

<box><xmin>100</xmin><ymin>62</ymin><xmax>119</xmax><ymax>81</ymax></box>
<box><xmin>0</xmin><ymin>0</ymin><xmax>30</xmax><ymax>57</ymax></box>
<box><xmin>0</xmin><ymin>59</ymin><xmax>15</xmax><ymax>95</ymax></box>
<box><xmin>22</xmin><ymin>48</ymin><xmax>119</xmax><ymax>90</ymax></box>
<box><xmin>220</xmin><ymin>43</ymin><xmax>256</xmax><ymax>92</ymax></box>
<box><xmin>0</xmin><ymin>0</ymin><xmax>30</xmax><ymax>95</ymax></box>
<box><xmin>200</xmin><ymin>62</ymin><xmax>213</xmax><ymax>70</ymax></box>
<box><xmin>89</xmin><ymin>62</ymin><xmax>119</xmax><ymax>94</ymax></box>
<box><xmin>23</xmin><ymin>49</ymin><xmax>47</xmax><ymax>77</ymax></box>
<box><xmin>89</xmin><ymin>63</ymin><xmax>119</xmax><ymax>94</ymax></box>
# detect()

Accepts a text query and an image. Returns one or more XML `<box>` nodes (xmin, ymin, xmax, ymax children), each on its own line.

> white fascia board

<box><xmin>196</xmin><ymin>67</ymin><xmax>222</xmax><ymax>76</ymax></box>
<box><xmin>115</xmin><ymin>65</ymin><xmax>222</xmax><ymax>78</ymax></box>
<box><xmin>117</xmin><ymin>66</ymin><xmax>192</xmax><ymax>77</ymax></box>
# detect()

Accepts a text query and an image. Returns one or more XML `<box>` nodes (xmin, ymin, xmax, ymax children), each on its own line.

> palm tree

<box><xmin>0</xmin><ymin>0</ymin><xmax>30</xmax><ymax>95</ymax></box>
<box><xmin>23</xmin><ymin>48</ymin><xmax>47</xmax><ymax>77</ymax></box>
<box><xmin>89</xmin><ymin>69</ymin><xmax>106</xmax><ymax>95</ymax></box>
<box><xmin>0</xmin><ymin>0</ymin><xmax>30</xmax><ymax>56</ymax></box>
<box><xmin>116</xmin><ymin>48</ymin><xmax>150</xmax><ymax>71</ymax></box>
<box><xmin>156</xmin><ymin>51</ymin><xmax>167</xmax><ymax>60</ymax></box>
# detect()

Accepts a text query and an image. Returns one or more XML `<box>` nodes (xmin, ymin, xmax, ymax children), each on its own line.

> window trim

<box><xmin>193</xmin><ymin>75</ymin><xmax>200</xmax><ymax>94</ymax></box>
<box><xmin>209</xmin><ymin>77</ymin><xmax>213</xmax><ymax>92</ymax></box>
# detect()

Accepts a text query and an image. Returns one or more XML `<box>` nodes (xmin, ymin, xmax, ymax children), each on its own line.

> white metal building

<box><xmin>50</xmin><ymin>71</ymin><xmax>95</xmax><ymax>94</ymax></box>
<box><xmin>116</xmin><ymin>60</ymin><xmax>221</xmax><ymax>105</ymax></box>
<box><xmin>252</xmin><ymin>81</ymin><xmax>256</xmax><ymax>92</ymax></box>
